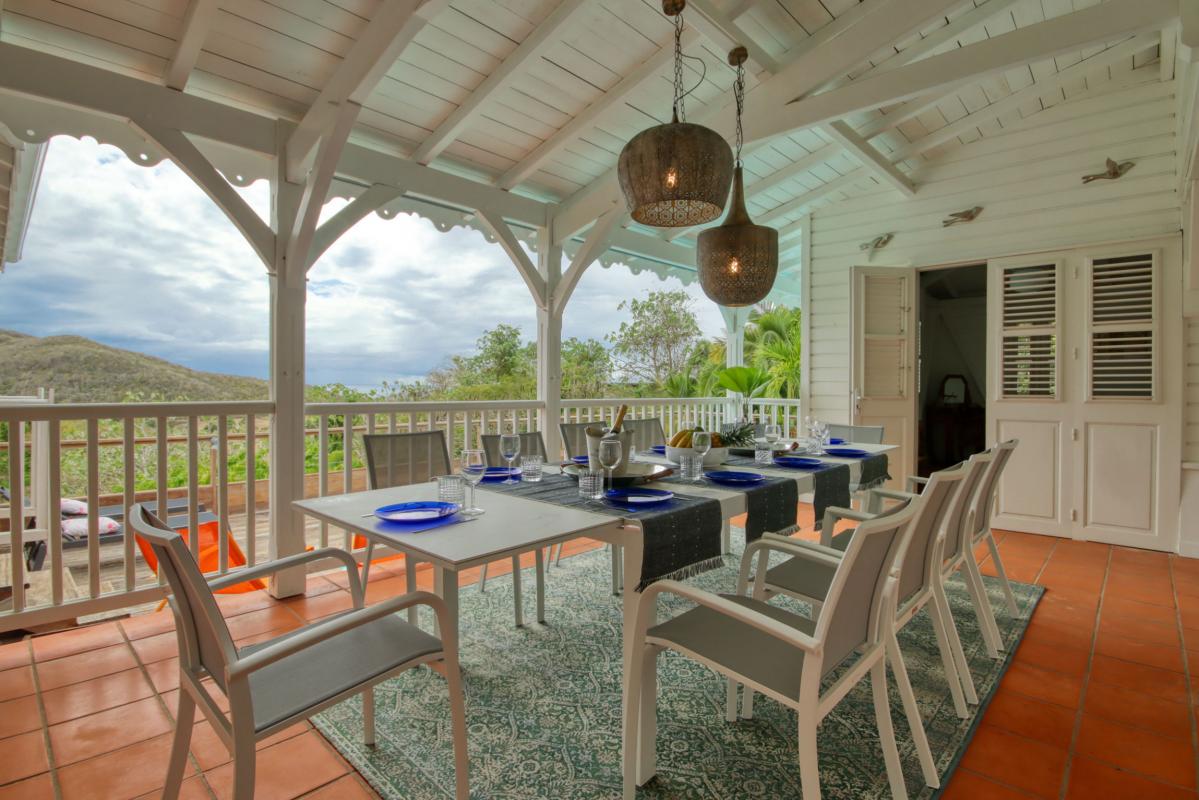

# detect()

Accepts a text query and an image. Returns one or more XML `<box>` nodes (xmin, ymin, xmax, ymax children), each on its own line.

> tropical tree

<box><xmin>745</xmin><ymin>305</ymin><xmax>803</xmax><ymax>398</ymax></box>
<box><xmin>606</xmin><ymin>290</ymin><xmax>702</xmax><ymax>386</ymax></box>
<box><xmin>716</xmin><ymin>365</ymin><xmax>772</xmax><ymax>420</ymax></box>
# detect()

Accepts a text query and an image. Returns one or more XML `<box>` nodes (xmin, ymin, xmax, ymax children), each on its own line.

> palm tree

<box><xmin>743</xmin><ymin>306</ymin><xmax>802</xmax><ymax>398</ymax></box>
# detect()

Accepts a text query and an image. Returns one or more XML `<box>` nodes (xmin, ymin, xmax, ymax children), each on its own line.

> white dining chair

<box><xmin>623</xmin><ymin>501</ymin><xmax>920</xmax><ymax>800</ymax></box>
<box><xmin>826</xmin><ymin>423</ymin><xmax>885</xmax><ymax>444</ymax></box>
<box><xmin>130</xmin><ymin>504</ymin><xmax>470</xmax><ymax>800</ymax></box>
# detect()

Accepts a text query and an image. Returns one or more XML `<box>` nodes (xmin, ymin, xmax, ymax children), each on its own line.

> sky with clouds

<box><xmin>0</xmin><ymin>137</ymin><xmax>726</xmax><ymax>389</ymax></box>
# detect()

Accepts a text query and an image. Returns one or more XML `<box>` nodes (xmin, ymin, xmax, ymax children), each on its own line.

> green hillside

<box><xmin>0</xmin><ymin>329</ymin><xmax>268</xmax><ymax>402</ymax></box>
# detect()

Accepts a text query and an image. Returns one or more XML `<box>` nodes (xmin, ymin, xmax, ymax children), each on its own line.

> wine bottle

<box><xmin>610</xmin><ymin>404</ymin><xmax>629</xmax><ymax>433</ymax></box>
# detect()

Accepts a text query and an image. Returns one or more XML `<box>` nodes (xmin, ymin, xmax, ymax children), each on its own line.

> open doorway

<box><xmin>917</xmin><ymin>264</ymin><xmax>987</xmax><ymax>476</ymax></box>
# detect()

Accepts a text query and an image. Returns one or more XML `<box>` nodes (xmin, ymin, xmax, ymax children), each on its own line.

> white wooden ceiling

<box><xmin>0</xmin><ymin>0</ymin><xmax>1176</xmax><ymax>282</ymax></box>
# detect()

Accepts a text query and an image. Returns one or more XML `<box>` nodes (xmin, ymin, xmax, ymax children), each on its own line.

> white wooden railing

<box><xmin>560</xmin><ymin>397</ymin><xmax>729</xmax><ymax>435</ymax></box>
<box><xmin>0</xmin><ymin>400</ymin><xmax>273</xmax><ymax>631</ymax></box>
<box><xmin>746</xmin><ymin>398</ymin><xmax>805</xmax><ymax>437</ymax></box>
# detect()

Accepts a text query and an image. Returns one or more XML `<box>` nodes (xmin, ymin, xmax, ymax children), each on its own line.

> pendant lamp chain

<box><xmin>733</xmin><ymin>56</ymin><xmax>744</xmax><ymax>165</ymax></box>
<box><xmin>672</xmin><ymin>10</ymin><xmax>686</xmax><ymax>122</ymax></box>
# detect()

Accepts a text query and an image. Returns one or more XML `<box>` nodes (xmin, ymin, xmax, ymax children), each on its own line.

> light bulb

<box><xmin>728</xmin><ymin>257</ymin><xmax>740</xmax><ymax>274</ymax></box>
<box><xmin>665</xmin><ymin>167</ymin><xmax>678</xmax><ymax>189</ymax></box>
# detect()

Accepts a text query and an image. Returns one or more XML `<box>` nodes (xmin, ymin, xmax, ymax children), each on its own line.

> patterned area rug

<box><xmin>314</xmin><ymin>541</ymin><xmax>1042</xmax><ymax>799</ymax></box>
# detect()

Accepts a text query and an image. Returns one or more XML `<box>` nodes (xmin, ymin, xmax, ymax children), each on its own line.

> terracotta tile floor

<box><xmin>1</xmin><ymin>525</ymin><xmax>1196</xmax><ymax>800</ymax></box>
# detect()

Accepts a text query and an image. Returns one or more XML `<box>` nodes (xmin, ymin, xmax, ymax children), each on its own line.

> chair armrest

<box><xmin>207</xmin><ymin>548</ymin><xmax>364</xmax><ymax>607</ymax></box>
<box><xmin>640</xmin><ymin>580</ymin><xmax>822</xmax><ymax>654</ymax></box>
<box><xmin>736</xmin><ymin>536</ymin><xmax>842</xmax><ymax>595</ymax></box>
<box><xmin>819</xmin><ymin>506</ymin><xmax>876</xmax><ymax>545</ymax></box>
<box><xmin>862</xmin><ymin>487</ymin><xmax>917</xmax><ymax>514</ymax></box>
<box><xmin>905</xmin><ymin>476</ymin><xmax>929</xmax><ymax>493</ymax></box>
<box><xmin>227</xmin><ymin>590</ymin><xmax>445</xmax><ymax>679</ymax></box>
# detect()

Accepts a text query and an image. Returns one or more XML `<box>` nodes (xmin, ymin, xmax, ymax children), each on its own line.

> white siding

<box><xmin>1188</xmin><ymin>319</ymin><xmax>1199</xmax><ymax>463</ymax></box>
<box><xmin>805</xmin><ymin>80</ymin><xmax>1182</xmax><ymax>423</ymax></box>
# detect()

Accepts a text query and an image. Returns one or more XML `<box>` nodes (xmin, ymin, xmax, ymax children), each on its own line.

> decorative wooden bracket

<box><xmin>1082</xmin><ymin>157</ymin><xmax>1134</xmax><ymax>183</ymax></box>
<box><xmin>942</xmin><ymin>206</ymin><xmax>983</xmax><ymax>226</ymax></box>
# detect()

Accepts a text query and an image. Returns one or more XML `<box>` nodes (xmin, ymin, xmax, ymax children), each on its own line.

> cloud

<box><xmin>1</xmin><ymin>136</ymin><xmax>727</xmax><ymax>388</ymax></box>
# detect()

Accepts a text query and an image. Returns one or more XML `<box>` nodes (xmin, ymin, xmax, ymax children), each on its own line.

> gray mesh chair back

<box><xmin>480</xmin><ymin>432</ymin><xmax>547</xmax><ymax>467</ymax></box>
<box><xmin>559</xmin><ymin>421</ymin><xmax>594</xmax><ymax>458</ymax></box>
<box><xmin>895</xmin><ymin>467</ymin><xmax>963</xmax><ymax>605</ymax></box>
<box><xmin>363</xmin><ymin>432</ymin><xmax>451</xmax><ymax>489</ymax></box>
<box><xmin>130</xmin><ymin>505</ymin><xmax>238</xmax><ymax>690</ymax></box>
<box><xmin>826</xmin><ymin>424</ymin><xmax>885</xmax><ymax>444</ymax></box>
<box><xmin>941</xmin><ymin>451</ymin><xmax>992</xmax><ymax>562</ymax></box>
<box><xmin>622</xmin><ymin>418</ymin><xmax>667</xmax><ymax>451</ymax></box>
<box><xmin>972</xmin><ymin>439</ymin><xmax>1018</xmax><ymax>536</ymax></box>
<box><xmin>817</xmin><ymin>501</ymin><xmax>915</xmax><ymax>670</ymax></box>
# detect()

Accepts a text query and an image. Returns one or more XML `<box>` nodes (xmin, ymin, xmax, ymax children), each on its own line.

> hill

<box><xmin>0</xmin><ymin>329</ymin><xmax>269</xmax><ymax>402</ymax></box>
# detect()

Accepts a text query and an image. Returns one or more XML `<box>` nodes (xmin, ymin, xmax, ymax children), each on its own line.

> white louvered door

<box><xmin>987</xmin><ymin>256</ymin><xmax>1072</xmax><ymax>537</ymax></box>
<box><xmin>850</xmin><ymin>266</ymin><xmax>916</xmax><ymax>483</ymax></box>
<box><xmin>988</xmin><ymin>238</ymin><xmax>1182</xmax><ymax>550</ymax></box>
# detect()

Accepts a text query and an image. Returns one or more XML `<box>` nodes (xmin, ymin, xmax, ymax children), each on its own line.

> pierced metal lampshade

<box><xmin>697</xmin><ymin>166</ymin><xmax>778</xmax><ymax>307</ymax></box>
<box><xmin>618</xmin><ymin>119</ymin><xmax>734</xmax><ymax>227</ymax></box>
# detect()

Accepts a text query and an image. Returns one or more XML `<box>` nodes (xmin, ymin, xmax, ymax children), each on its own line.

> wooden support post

<box><xmin>537</xmin><ymin>226</ymin><xmax>564</xmax><ymax>460</ymax></box>
<box><xmin>719</xmin><ymin>306</ymin><xmax>751</xmax><ymax>423</ymax></box>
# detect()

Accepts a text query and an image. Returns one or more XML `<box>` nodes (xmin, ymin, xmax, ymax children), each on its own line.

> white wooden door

<box><xmin>851</xmin><ymin>266</ymin><xmax>916</xmax><ymax>483</ymax></box>
<box><xmin>987</xmin><ymin>256</ymin><xmax>1073</xmax><ymax>537</ymax></box>
<box><xmin>988</xmin><ymin>238</ymin><xmax>1182</xmax><ymax>550</ymax></box>
<box><xmin>1072</xmin><ymin>244</ymin><xmax>1180</xmax><ymax>551</ymax></box>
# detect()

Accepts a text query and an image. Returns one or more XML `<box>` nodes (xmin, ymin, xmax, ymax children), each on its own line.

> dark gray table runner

<box><xmin>477</xmin><ymin>474</ymin><xmax>724</xmax><ymax>591</ymax></box>
<box><xmin>723</xmin><ymin>456</ymin><xmax>851</xmax><ymax>530</ymax></box>
<box><xmin>857</xmin><ymin>453</ymin><xmax>891</xmax><ymax>490</ymax></box>
<box><xmin>660</xmin><ymin>472</ymin><xmax>797</xmax><ymax>542</ymax></box>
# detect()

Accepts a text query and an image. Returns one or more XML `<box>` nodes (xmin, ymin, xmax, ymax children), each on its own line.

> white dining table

<box><xmin>293</xmin><ymin>440</ymin><xmax>895</xmax><ymax>787</ymax></box>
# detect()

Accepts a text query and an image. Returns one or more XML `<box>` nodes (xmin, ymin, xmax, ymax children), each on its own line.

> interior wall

<box><xmin>919</xmin><ymin>294</ymin><xmax>987</xmax><ymax>414</ymax></box>
<box><xmin>805</xmin><ymin>79</ymin><xmax>1181</xmax><ymax>423</ymax></box>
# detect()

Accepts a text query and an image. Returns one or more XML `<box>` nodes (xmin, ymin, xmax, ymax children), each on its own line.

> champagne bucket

<box><xmin>585</xmin><ymin>427</ymin><xmax>634</xmax><ymax>476</ymax></box>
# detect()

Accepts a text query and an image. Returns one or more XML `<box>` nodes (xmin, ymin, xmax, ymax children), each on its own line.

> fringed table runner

<box><xmin>478</xmin><ymin>474</ymin><xmax>724</xmax><ymax>591</ymax></box>
<box><xmin>856</xmin><ymin>454</ymin><xmax>891</xmax><ymax>490</ymax></box>
<box><xmin>722</xmin><ymin>457</ymin><xmax>852</xmax><ymax>530</ymax></box>
<box><xmin>659</xmin><ymin>473</ymin><xmax>797</xmax><ymax>543</ymax></box>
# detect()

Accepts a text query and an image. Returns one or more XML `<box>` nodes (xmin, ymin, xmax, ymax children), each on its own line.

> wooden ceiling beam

<box><xmin>164</xmin><ymin>0</ymin><xmax>218</xmax><ymax>91</ymax></box>
<box><xmin>821</xmin><ymin>119</ymin><xmax>915</xmax><ymax>196</ymax></box>
<box><xmin>412</xmin><ymin>0</ymin><xmax>590</xmax><ymax>166</ymax></box>
<box><xmin>686</xmin><ymin>0</ymin><xmax>778</xmax><ymax>74</ymax></box>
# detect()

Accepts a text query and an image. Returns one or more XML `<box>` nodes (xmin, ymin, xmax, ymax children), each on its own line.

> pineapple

<box><xmin>720</xmin><ymin>422</ymin><xmax>757</xmax><ymax>448</ymax></box>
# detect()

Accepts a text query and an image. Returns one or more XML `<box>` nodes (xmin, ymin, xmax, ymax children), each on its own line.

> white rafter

<box><xmin>412</xmin><ymin>0</ymin><xmax>589</xmax><ymax>166</ymax></box>
<box><xmin>686</xmin><ymin>0</ymin><xmax>778</xmax><ymax>74</ymax></box>
<box><xmin>759</xmin><ymin>168</ymin><xmax>866</xmax><ymax>225</ymax></box>
<box><xmin>498</xmin><ymin>30</ymin><xmax>699</xmax><ymax>190</ymax></box>
<box><xmin>286</xmin><ymin>0</ymin><xmax>443</xmax><ymax>182</ymax></box>
<box><xmin>821</xmin><ymin>120</ymin><xmax>915</xmax><ymax>196</ymax></box>
<box><xmin>745</xmin><ymin>0</ymin><xmax>1177</xmax><ymax>148</ymax></box>
<box><xmin>164</xmin><ymin>0</ymin><xmax>218</xmax><ymax>91</ymax></box>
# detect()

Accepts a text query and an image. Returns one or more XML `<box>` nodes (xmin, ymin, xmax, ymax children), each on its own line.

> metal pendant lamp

<box><xmin>617</xmin><ymin>0</ymin><xmax>733</xmax><ymax>227</ymax></box>
<box><xmin>697</xmin><ymin>46</ymin><xmax>778</xmax><ymax>307</ymax></box>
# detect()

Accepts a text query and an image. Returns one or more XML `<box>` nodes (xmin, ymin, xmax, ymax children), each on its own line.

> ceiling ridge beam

<box><xmin>413</xmin><ymin>0</ymin><xmax>589</xmax><ymax>166</ymax></box>
<box><xmin>165</xmin><ymin>0</ymin><xmax>219</xmax><ymax>91</ymax></box>
<box><xmin>746</xmin><ymin>0</ymin><xmax>1178</xmax><ymax>148</ymax></box>
<box><xmin>821</xmin><ymin>119</ymin><xmax>915</xmax><ymax>196</ymax></box>
<box><xmin>287</xmin><ymin>0</ymin><xmax>444</xmax><ymax>181</ymax></box>
<box><xmin>888</xmin><ymin>33</ymin><xmax>1162</xmax><ymax>164</ymax></box>
<box><xmin>499</xmin><ymin>29</ymin><xmax>699</xmax><ymax>190</ymax></box>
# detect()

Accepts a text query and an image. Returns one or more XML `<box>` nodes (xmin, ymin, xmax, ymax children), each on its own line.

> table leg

<box><xmin>511</xmin><ymin>556</ymin><xmax>524</xmax><ymax>627</ymax></box>
<box><xmin>405</xmin><ymin>555</ymin><xmax>419</xmax><ymax>626</ymax></box>
<box><xmin>611</xmin><ymin>544</ymin><xmax>623</xmax><ymax>596</ymax></box>
<box><xmin>720</xmin><ymin>519</ymin><xmax>731</xmax><ymax>554</ymax></box>
<box><xmin>433</xmin><ymin>566</ymin><xmax>460</xmax><ymax>652</ymax></box>
<box><xmin>535</xmin><ymin>548</ymin><xmax>546</xmax><ymax>624</ymax></box>
<box><xmin>619</xmin><ymin>525</ymin><xmax>647</xmax><ymax>794</ymax></box>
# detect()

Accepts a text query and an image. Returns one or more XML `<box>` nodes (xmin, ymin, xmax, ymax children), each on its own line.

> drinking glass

<box><xmin>437</xmin><ymin>475</ymin><xmax>465</xmax><ymax>506</ymax></box>
<box><xmin>460</xmin><ymin>449</ymin><xmax>486</xmax><ymax>516</ymax></box>
<box><xmin>691</xmin><ymin>431</ymin><xmax>711</xmax><ymax>464</ymax></box>
<box><xmin>765</xmin><ymin>424</ymin><xmax>781</xmax><ymax>448</ymax></box>
<box><xmin>499</xmin><ymin>433</ymin><xmax>521</xmax><ymax>484</ymax></box>
<box><xmin>578</xmin><ymin>470</ymin><xmax>604</xmax><ymax>500</ymax></box>
<box><xmin>679</xmin><ymin>452</ymin><xmax>703</xmax><ymax>481</ymax></box>
<box><xmin>754</xmin><ymin>440</ymin><xmax>773</xmax><ymax>465</ymax></box>
<box><xmin>522</xmin><ymin>454</ymin><xmax>544</xmax><ymax>482</ymax></box>
<box><xmin>598</xmin><ymin>438</ymin><xmax>622</xmax><ymax>497</ymax></box>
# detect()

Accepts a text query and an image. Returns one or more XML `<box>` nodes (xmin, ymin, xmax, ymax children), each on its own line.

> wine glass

<box><xmin>460</xmin><ymin>449</ymin><xmax>486</xmax><ymax>516</ymax></box>
<box><xmin>499</xmin><ymin>433</ymin><xmax>521</xmax><ymax>484</ymax></box>
<box><xmin>598</xmin><ymin>438</ymin><xmax>622</xmax><ymax>498</ymax></box>
<box><xmin>691</xmin><ymin>431</ymin><xmax>711</xmax><ymax>481</ymax></box>
<box><xmin>765</xmin><ymin>423</ymin><xmax>781</xmax><ymax>449</ymax></box>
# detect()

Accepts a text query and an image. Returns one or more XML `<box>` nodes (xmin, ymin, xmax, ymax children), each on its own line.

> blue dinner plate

<box><xmin>481</xmin><ymin>466</ymin><xmax>522</xmax><ymax>482</ymax></box>
<box><xmin>824</xmin><ymin>447</ymin><xmax>871</xmax><ymax>458</ymax></box>
<box><xmin>704</xmin><ymin>470</ymin><xmax>766</xmax><ymax>485</ymax></box>
<box><xmin>773</xmin><ymin>456</ymin><xmax>824</xmax><ymax>469</ymax></box>
<box><xmin>828</xmin><ymin>437</ymin><xmax>846</xmax><ymax>445</ymax></box>
<box><xmin>571</xmin><ymin>455</ymin><xmax>591</xmax><ymax>465</ymax></box>
<box><xmin>374</xmin><ymin>501</ymin><xmax>460</xmax><ymax>522</ymax></box>
<box><xmin>650</xmin><ymin>444</ymin><xmax>667</xmax><ymax>455</ymax></box>
<box><xmin>605</xmin><ymin>488</ymin><xmax>674</xmax><ymax>506</ymax></box>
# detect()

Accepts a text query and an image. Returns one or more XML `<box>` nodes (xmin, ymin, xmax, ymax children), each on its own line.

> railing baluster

<box><xmin>48</xmin><ymin>419</ymin><xmax>63</xmax><ymax>606</ymax></box>
<box><xmin>186</xmin><ymin>416</ymin><xmax>199</xmax><ymax>565</ymax></box>
<box><xmin>7</xmin><ymin>419</ymin><xmax>25</xmax><ymax>612</ymax></box>
<box><xmin>318</xmin><ymin>414</ymin><xmax>329</xmax><ymax>549</ymax></box>
<box><xmin>343</xmin><ymin>411</ymin><xmax>353</xmax><ymax>549</ymax></box>
<box><xmin>217</xmin><ymin>416</ymin><xmax>229</xmax><ymax>574</ymax></box>
<box><xmin>124</xmin><ymin>418</ymin><xmax>139</xmax><ymax>587</ymax></box>
<box><xmin>87</xmin><ymin>419</ymin><xmax>100</xmax><ymax>598</ymax></box>
<box><xmin>244</xmin><ymin>413</ymin><xmax>256</xmax><ymax>566</ymax></box>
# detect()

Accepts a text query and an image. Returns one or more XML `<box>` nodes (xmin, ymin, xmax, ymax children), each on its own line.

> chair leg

<box><xmin>511</xmin><ymin>556</ymin><xmax>523</xmax><ymax>627</ymax></box>
<box><xmin>479</xmin><ymin>561</ymin><xmax>489</xmax><ymax>592</ymax></box>
<box><xmin>622</xmin><ymin>641</ymin><xmax>645</xmax><ymax>800</ymax></box>
<box><xmin>985</xmin><ymin>532</ymin><xmax>1020</xmax><ymax>616</ymax></box>
<box><xmin>360</xmin><ymin>540</ymin><xmax>376</xmax><ymax>586</ymax></box>
<box><xmin>231</xmin><ymin>731</ymin><xmax>256</xmax><ymax>800</ymax></box>
<box><xmin>926</xmin><ymin>594</ymin><xmax>969</xmax><ymax>718</ymax></box>
<box><xmin>740</xmin><ymin>684</ymin><xmax>755</xmax><ymax>719</ymax></box>
<box><xmin>554</xmin><ymin>542</ymin><xmax>564</xmax><ymax>566</ymax></box>
<box><xmin>886</xmin><ymin>630</ymin><xmax>939</xmax><ymax>788</ymax></box>
<box><xmin>637</xmin><ymin>645</ymin><xmax>659</xmax><ymax>786</ymax></box>
<box><xmin>363</xmin><ymin>687</ymin><xmax>376</xmax><ymax>747</ymax></box>
<box><xmin>870</xmin><ymin>659</ymin><xmax>909</xmax><ymax>800</ymax></box>
<box><xmin>444</xmin><ymin>657</ymin><xmax>471</xmax><ymax>800</ymax></box>
<box><xmin>797</xmin><ymin>705</ymin><xmax>821</xmax><ymax>800</ymax></box>
<box><xmin>163</xmin><ymin>689</ymin><xmax>195</xmax><ymax>800</ymax></box>
<box><xmin>612</xmin><ymin>544</ymin><xmax>623</xmax><ymax>596</ymax></box>
<box><xmin>535</xmin><ymin>548</ymin><xmax>546</xmax><ymax>624</ymax></box>
<box><xmin>725</xmin><ymin>678</ymin><xmax>739</xmax><ymax>722</ymax></box>
<box><xmin>405</xmin><ymin>556</ymin><xmax>420</xmax><ymax>626</ymax></box>
<box><xmin>934</xmin><ymin>580</ymin><xmax>979</xmax><ymax>706</ymax></box>
<box><xmin>959</xmin><ymin>561</ymin><xmax>1001</xmax><ymax>659</ymax></box>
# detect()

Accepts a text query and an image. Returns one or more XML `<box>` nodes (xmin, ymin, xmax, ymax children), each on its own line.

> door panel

<box><xmin>851</xmin><ymin>266</ymin><xmax>916</xmax><ymax>484</ymax></box>
<box><xmin>1084</xmin><ymin>423</ymin><xmax>1155</xmax><ymax>532</ymax></box>
<box><xmin>995</xmin><ymin>419</ymin><xmax>1060</xmax><ymax>523</ymax></box>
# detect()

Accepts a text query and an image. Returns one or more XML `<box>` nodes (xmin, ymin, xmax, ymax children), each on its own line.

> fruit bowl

<box><xmin>664</xmin><ymin>445</ymin><xmax>729</xmax><ymax>467</ymax></box>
